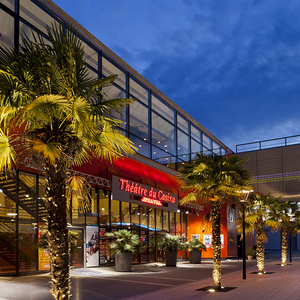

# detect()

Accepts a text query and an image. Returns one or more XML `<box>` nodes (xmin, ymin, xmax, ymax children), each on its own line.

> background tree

<box><xmin>180</xmin><ymin>154</ymin><xmax>251</xmax><ymax>290</ymax></box>
<box><xmin>236</xmin><ymin>193</ymin><xmax>273</xmax><ymax>274</ymax></box>
<box><xmin>0</xmin><ymin>24</ymin><xmax>135</xmax><ymax>300</ymax></box>
<box><xmin>267</xmin><ymin>199</ymin><xmax>300</xmax><ymax>266</ymax></box>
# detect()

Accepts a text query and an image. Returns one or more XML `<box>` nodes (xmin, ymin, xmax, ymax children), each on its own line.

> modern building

<box><xmin>237</xmin><ymin>135</ymin><xmax>300</xmax><ymax>251</ymax></box>
<box><xmin>0</xmin><ymin>0</ymin><xmax>237</xmax><ymax>274</ymax></box>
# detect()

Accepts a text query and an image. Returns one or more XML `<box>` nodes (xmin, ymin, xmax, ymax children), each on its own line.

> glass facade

<box><xmin>0</xmin><ymin>0</ymin><xmax>226</xmax><ymax>172</ymax></box>
<box><xmin>0</xmin><ymin>171</ymin><xmax>188</xmax><ymax>273</ymax></box>
<box><xmin>0</xmin><ymin>0</ymin><xmax>230</xmax><ymax>274</ymax></box>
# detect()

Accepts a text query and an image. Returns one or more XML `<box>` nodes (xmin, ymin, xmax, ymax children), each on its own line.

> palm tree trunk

<box><xmin>281</xmin><ymin>226</ymin><xmax>288</xmax><ymax>266</ymax></box>
<box><xmin>45</xmin><ymin>162</ymin><xmax>70</xmax><ymax>300</ymax></box>
<box><xmin>256</xmin><ymin>221</ymin><xmax>264</xmax><ymax>274</ymax></box>
<box><xmin>211</xmin><ymin>199</ymin><xmax>222</xmax><ymax>290</ymax></box>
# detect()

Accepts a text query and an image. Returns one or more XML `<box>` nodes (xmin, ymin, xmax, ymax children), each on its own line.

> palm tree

<box><xmin>267</xmin><ymin>199</ymin><xmax>300</xmax><ymax>266</ymax></box>
<box><xmin>236</xmin><ymin>193</ymin><xmax>273</xmax><ymax>274</ymax></box>
<box><xmin>180</xmin><ymin>154</ymin><xmax>251</xmax><ymax>290</ymax></box>
<box><xmin>0</xmin><ymin>24</ymin><xmax>135</xmax><ymax>300</ymax></box>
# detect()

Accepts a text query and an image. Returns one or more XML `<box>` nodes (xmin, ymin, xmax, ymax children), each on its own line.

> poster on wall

<box><xmin>86</xmin><ymin>226</ymin><xmax>99</xmax><ymax>267</ymax></box>
<box><xmin>221</xmin><ymin>234</ymin><xmax>224</xmax><ymax>248</ymax></box>
<box><xmin>38</xmin><ymin>222</ymin><xmax>50</xmax><ymax>270</ymax></box>
<box><xmin>203</xmin><ymin>234</ymin><xmax>212</xmax><ymax>248</ymax></box>
<box><xmin>191</xmin><ymin>234</ymin><xmax>200</xmax><ymax>240</ymax></box>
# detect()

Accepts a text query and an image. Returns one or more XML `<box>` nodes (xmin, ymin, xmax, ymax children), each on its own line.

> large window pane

<box><xmin>0</xmin><ymin>10</ymin><xmax>14</xmax><ymax>48</ymax></box>
<box><xmin>152</xmin><ymin>112</ymin><xmax>175</xmax><ymax>155</ymax></box>
<box><xmin>1</xmin><ymin>0</ymin><xmax>14</xmax><ymax>10</ymax></box>
<box><xmin>149</xmin><ymin>208</ymin><xmax>155</xmax><ymax>230</ymax></box>
<box><xmin>102</xmin><ymin>56</ymin><xmax>126</xmax><ymax>89</ymax></box>
<box><xmin>121</xmin><ymin>202</ymin><xmax>130</xmax><ymax>229</ymax></box>
<box><xmin>86</xmin><ymin>188</ymin><xmax>98</xmax><ymax>226</ymax></box>
<box><xmin>152</xmin><ymin>145</ymin><xmax>176</xmax><ymax>168</ymax></box>
<box><xmin>213</xmin><ymin>141</ymin><xmax>221</xmax><ymax>155</ymax></box>
<box><xmin>156</xmin><ymin>209</ymin><xmax>162</xmax><ymax>231</ymax></box>
<box><xmin>203</xmin><ymin>134</ymin><xmax>211</xmax><ymax>150</ymax></box>
<box><xmin>130</xmin><ymin>135</ymin><xmax>150</xmax><ymax>158</ymax></box>
<box><xmin>178</xmin><ymin>130</ymin><xmax>189</xmax><ymax>156</ymax></box>
<box><xmin>111</xmin><ymin>200</ymin><xmax>120</xmax><ymax>229</ymax></box>
<box><xmin>18</xmin><ymin>172</ymin><xmax>37</xmax><ymax>272</ymax></box>
<box><xmin>81</xmin><ymin>40</ymin><xmax>98</xmax><ymax>70</ymax></box>
<box><xmin>129</xmin><ymin>78</ymin><xmax>148</xmax><ymax>105</ymax></box>
<box><xmin>191</xmin><ymin>125</ymin><xmax>201</xmax><ymax>142</ymax></box>
<box><xmin>131</xmin><ymin>204</ymin><xmax>139</xmax><ymax>229</ymax></box>
<box><xmin>20</xmin><ymin>0</ymin><xmax>59</xmax><ymax>34</ymax></box>
<box><xmin>151</xmin><ymin>95</ymin><xmax>174</xmax><ymax>123</ymax></box>
<box><xmin>0</xmin><ymin>186</ymin><xmax>16</xmax><ymax>273</ymax></box>
<box><xmin>99</xmin><ymin>191</ymin><xmax>109</xmax><ymax>227</ymax></box>
<box><xmin>129</xmin><ymin>100</ymin><xmax>149</xmax><ymax>141</ymax></box>
<box><xmin>163</xmin><ymin>210</ymin><xmax>169</xmax><ymax>232</ymax></box>
<box><xmin>177</xmin><ymin>114</ymin><xmax>189</xmax><ymax>133</ymax></box>
<box><xmin>191</xmin><ymin>139</ymin><xmax>202</xmax><ymax>159</ymax></box>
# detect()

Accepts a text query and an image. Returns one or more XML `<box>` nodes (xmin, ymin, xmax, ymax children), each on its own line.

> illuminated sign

<box><xmin>119</xmin><ymin>178</ymin><xmax>176</xmax><ymax>204</ymax></box>
<box><xmin>141</xmin><ymin>197</ymin><xmax>163</xmax><ymax>206</ymax></box>
<box><xmin>112</xmin><ymin>176</ymin><xmax>178</xmax><ymax>212</ymax></box>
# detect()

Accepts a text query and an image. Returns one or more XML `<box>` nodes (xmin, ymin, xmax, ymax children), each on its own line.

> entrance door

<box><xmin>69</xmin><ymin>228</ymin><xmax>84</xmax><ymax>267</ymax></box>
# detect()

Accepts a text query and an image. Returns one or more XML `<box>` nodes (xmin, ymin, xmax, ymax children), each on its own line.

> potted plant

<box><xmin>106</xmin><ymin>229</ymin><xmax>141</xmax><ymax>271</ymax></box>
<box><xmin>158</xmin><ymin>234</ymin><xmax>184</xmax><ymax>267</ymax></box>
<box><xmin>186</xmin><ymin>238</ymin><xmax>206</xmax><ymax>264</ymax></box>
<box><xmin>247</xmin><ymin>247</ymin><xmax>254</xmax><ymax>260</ymax></box>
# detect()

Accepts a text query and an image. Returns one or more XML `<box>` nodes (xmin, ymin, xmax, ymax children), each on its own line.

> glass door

<box><xmin>69</xmin><ymin>228</ymin><xmax>84</xmax><ymax>267</ymax></box>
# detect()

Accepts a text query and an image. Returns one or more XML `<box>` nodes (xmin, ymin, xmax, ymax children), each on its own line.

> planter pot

<box><xmin>247</xmin><ymin>255</ymin><xmax>253</xmax><ymax>261</ymax></box>
<box><xmin>189</xmin><ymin>250</ymin><xmax>202</xmax><ymax>264</ymax></box>
<box><xmin>115</xmin><ymin>252</ymin><xmax>133</xmax><ymax>272</ymax></box>
<box><xmin>165</xmin><ymin>251</ymin><xmax>177</xmax><ymax>267</ymax></box>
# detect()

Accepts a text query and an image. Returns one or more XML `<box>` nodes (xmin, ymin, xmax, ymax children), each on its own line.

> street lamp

<box><xmin>239</xmin><ymin>190</ymin><xmax>253</xmax><ymax>280</ymax></box>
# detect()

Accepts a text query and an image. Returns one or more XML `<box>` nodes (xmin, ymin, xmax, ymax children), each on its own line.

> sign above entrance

<box><xmin>112</xmin><ymin>176</ymin><xmax>179</xmax><ymax>212</ymax></box>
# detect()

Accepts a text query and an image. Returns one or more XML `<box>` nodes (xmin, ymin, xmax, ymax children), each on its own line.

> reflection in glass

<box><xmin>203</xmin><ymin>134</ymin><xmax>211</xmax><ymax>150</ymax></box>
<box><xmin>99</xmin><ymin>191</ymin><xmax>109</xmax><ymax>226</ymax></box>
<box><xmin>129</xmin><ymin>78</ymin><xmax>148</xmax><ymax>105</ymax></box>
<box><xmin>191</xmin><ymin>125</ymin><xmax>201</xmax><ymax>142</ymax></box>
<box><xmin>213</xmin><ymin>141</ymin><xmax>221</xmax><ymax>155</ymax></box>
<box><xmin>151</xmin><ymin>95</ymin><xmax>174</xmax><ymax>123</ymax></box>
<box><xmin>178</xmin><ymin>130</ymin><xmax>189</xmax><ymax>156</ymax></box>
<box><xmin>152</xmin><ymin>145</ymin><xmax>176</xmax><ymax>169</ymax></box>
<box><xmin>0</xmin><ymin>10</ymin><xmax>14</xmax><ymax>48</ymax></box>
<box><xmin>130</xmin><ymin>135</ymin><xmax>150</xmax><ymax>158</ymax></box>
<box><xmin>177</xmin><ymin>114</ymin><xmax>189</xmax><ymax>133</ymax></box>
<box><xmin>130</xmin><ymin>101</ymin><xmax>149</xmax><ymax>141</ymax></box>
<box><xmin>131</xmin><ymin>204</ymin><xmax>139</xmax><ymax>229</ymax></box>
<box><xmin>102</xmin><ymin>56</ymin><xmax>126</xmax><ymax>89</ymax></box>
<box><xmin>111</xmin><ymin>200</ymin><xmax>120</xmax><ymax>228</ymax></box>
<box><xmin>170</xmin><ymin>212</ymin><xmax>176</xmax><ymax>235</ymax></box>
<box><xmin>163</xmin><ymin>210</ymin><xmax>169</xmax><ymax>232</ymax></box>
<box><xmin>156</xmin><ymin>209</ymin><xmax>162</xmax><ymax>231</ymax></box>
<box><xmin>152</xmin><ymin>112</ymin><xmax>175</xmax><ymax>155</ymax></box>
<box><xmin>86</xmin><ymin>189</ymin><xmax>98</xmax><ymax>226</ymax></box>
<box><xmin>20</xmin><ymin>0</ymin><xmax>59</xmax><ymax>35</ymax></box>
<box><xmin>121</xmin><ymin>202</ymin><xmax>130</xmax><ymax>229</ymax></box>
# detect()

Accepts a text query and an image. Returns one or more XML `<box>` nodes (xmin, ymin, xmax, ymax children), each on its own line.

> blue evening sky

<box><xmin>52</xmin><ymin>0</ymin><xmax>300</xmax><ymax>151</ymax></box>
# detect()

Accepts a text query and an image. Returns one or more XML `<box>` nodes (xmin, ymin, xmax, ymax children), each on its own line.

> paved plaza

<box><xmin>0</xmin><ymin>252</ymin><xmax>300</xmax><ymax>299</ymax></box>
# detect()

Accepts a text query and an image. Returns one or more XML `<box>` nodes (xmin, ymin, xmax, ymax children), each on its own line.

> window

<box><xmin>129</xmin><ymin>100</ymin><xmax>149</xmax><ymax>141</ymax></box>
<box><xmin>177</xmin><ymin>114</ymin><xmax>189</xmax><ymax>133</ymax></box>
<box><xmin>213</xmin><ymin>141</ymin><xmax>221</xmax><ymax>155</ymax></box>
<box><xmin>129</xmin><ymin>78</ymin><xmax>148</xmax><ymax>105</ymax></box>
<box><xmin>102</xmin><ymin>56</ymin><xmax>126</xmax><ymax>89</ymax></box>
<box><xmin>191</xmin><ymin>125</ymin><xmax>201</xmax><ymax>142</ymax></box>
<box><xmin>151</xmin><ymin>95</ymin><xmax>174</xmax><ymax>123</ymax></box>
<box><xmin>152</xmin><ymin>112</ymin><xmax>175</xmax><ymax>155</ymax></box>
<box><xmin>20</xmin><ymin>0</ymin><xmax>59</xmax><ymax>35</ymax></box>
<box><xmin>0</xmin><ymin>10</ymin><xmax>14</xmax><ymax>48</ymax></box>
<box><xmin>152</xmin><ymin>145</ymin><xmax>176</xmax><ymax>168</ymax></box>
<box><xmin>103</xmin><ymin>85</ymin><xmax>127</xmax><ymax>129</ymax></box>
<box><xmin>178</xmin><ymin>130</ymin><xmax>189</xmax><ymax>156</ymax></box>
<box><xmin>130</xmin><ymin>134</ymin><xmax>150</xmax><ymax>158</ymax></box>
<box><xmin>81</xmin><ymin>40</ymin><xmax>98</xmax><ymax>70</ymax></box>
<box><xmin>203</xmin><ymin>134</ymin><xmax>211</xmax><ymax>150</ymax></box>
<box><xmin>1</xmin><ymin>0</ymin><xmax>14</xmax><ymax>10</ymax></box>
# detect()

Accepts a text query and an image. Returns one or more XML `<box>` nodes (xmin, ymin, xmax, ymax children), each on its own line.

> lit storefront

<box><xmin>0</xmin><ymin>0</ymin><xmax>235</xmax><ymax>275</ymax></box>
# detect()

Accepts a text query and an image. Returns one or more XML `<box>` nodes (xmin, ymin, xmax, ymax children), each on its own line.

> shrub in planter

<box><xmin>106</xmin><ymin>230</ymin><xmax>141</xmax><ymax>271</ymax></box>
<box><xmin>186</xmin><ymin>239</ymin><xmax>206</xmax><ymax>264</ymax></box>
<box><xmin>247</xmin><ymin>247</ymin><xmax>254</xmax><ymax>260</ymax></box>
<box><xmin>158</xmin><ymin>234</ymin><xmax>184</xmax><ymax>267</ymax></box>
